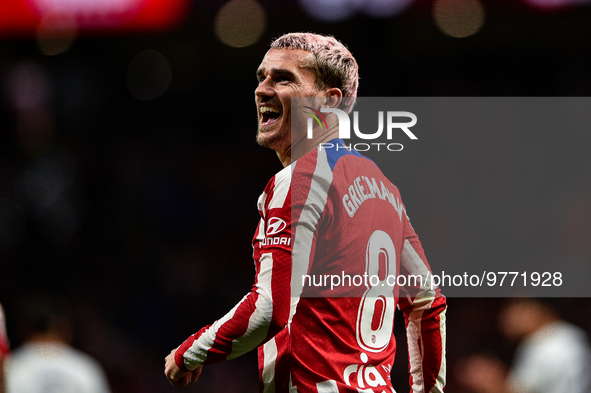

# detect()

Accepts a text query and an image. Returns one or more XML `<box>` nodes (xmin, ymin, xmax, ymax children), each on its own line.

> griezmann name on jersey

<box><xmin>175</xmin><ymin>139</ymin><xmax>446</xmax><ymax>393</ymax></box>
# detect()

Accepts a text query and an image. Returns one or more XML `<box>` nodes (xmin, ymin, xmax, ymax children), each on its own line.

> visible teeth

<box><xmin>260</xmin><ymin>107</ymin><xmax>280</xmax><ymax>114</ymax></box>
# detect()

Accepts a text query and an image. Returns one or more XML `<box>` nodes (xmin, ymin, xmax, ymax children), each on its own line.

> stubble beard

<box><xmin>256</xmin><ymin>126</ymin><xmax>289</xmax><ymax>152</ymax></box>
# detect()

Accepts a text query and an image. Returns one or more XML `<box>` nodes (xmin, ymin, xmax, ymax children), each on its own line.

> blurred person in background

<box><xmin>458</xmin><ymin>298</ymin><xmax>591</xmax><ymax>393</ymax></box>
<box><xmin>0</xmin><ymin>303</ymin><xmax>9</xmax><ymax>393</ymax></box>
<box><xmin>5</xmin><ymin>293</ymin><xmax>111</xmax><ymax>393</ymax></box>
<box><xmin>164</xmin><ymin>32</ymin><xmax>446</xmax><ymax>392</ymax></box>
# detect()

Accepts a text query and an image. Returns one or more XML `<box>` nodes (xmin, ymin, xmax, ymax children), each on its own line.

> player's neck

<box><xmin>281</xmin><ymin>122</ymin><xmax>339</xmax><ymax>167</ymax></box>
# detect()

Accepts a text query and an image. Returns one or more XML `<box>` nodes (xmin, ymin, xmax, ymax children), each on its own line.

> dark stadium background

<box><xmin>1</xmin><ymin>0</ymin><xmax>591</xmax><ymax>392</ymax></box>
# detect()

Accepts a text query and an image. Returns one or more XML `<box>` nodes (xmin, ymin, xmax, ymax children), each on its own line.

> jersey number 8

<box><xmin>355</xmin><ymin>230</ymin><xmax>396</xmax><ymax>353</ymax></box>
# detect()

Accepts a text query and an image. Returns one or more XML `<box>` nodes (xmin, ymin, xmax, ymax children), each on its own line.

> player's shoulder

<box><xmin>258</xmin><ymin>165</ymin><xmax>292</xmax><ymax>212</ymax></box>
<box><xmin>321</xmin><ymin>138</ymin><xmax>375</xmax><ymax>173</ymax></box>
<box><xmin>323</xmin><ymin>140</ymin><xmax>396</xmax><ymax>188</ymax></box>
<box><xmin>272</xmin><ymin>164</ymin><xmax>292</xmax><ymax>190</ymax></box>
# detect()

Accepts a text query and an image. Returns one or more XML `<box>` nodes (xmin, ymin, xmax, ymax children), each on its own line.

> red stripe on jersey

<box><xmin>176</xmin><ymin>166</ymin><xmax>294</xmax><ymax>372</ymax></box>
<box><xmin>174</xmin><ymin>141</ymin><xmax>446</xmax><ymax>393</ymax></box>
<box><xmin>420</xmin><ymin>296</ymin><xmax>446</xmax><ymax>392</ymax></box>
<box><xmin>0</xmin><ymin>304</ymin><xmax>9</xmax><ymax>357</ymax></box>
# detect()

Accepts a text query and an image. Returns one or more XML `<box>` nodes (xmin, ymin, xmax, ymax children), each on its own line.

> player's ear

<box><xmin>322</xmin><ymin>88</ymin><xmax>343</xmax><ymax>109</ymax></box>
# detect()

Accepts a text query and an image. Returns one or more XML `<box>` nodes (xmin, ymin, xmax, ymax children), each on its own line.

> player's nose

<box><xmin>255</xmin><ymin>76</ymin><xmax>274</xmax><ymax>99</ymax></box>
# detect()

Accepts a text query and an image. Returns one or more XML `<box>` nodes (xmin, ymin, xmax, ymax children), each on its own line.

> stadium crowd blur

<box><xmin>1</xmin><ymin>0</ymin><xmax>591</xmax><ymax>392</ymax></box>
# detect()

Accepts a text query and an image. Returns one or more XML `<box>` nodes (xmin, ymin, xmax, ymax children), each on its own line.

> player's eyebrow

<box><xmin>256</xmin><ymin>68</ymin><xmax>297</xmax><ymax>80</ymax></box>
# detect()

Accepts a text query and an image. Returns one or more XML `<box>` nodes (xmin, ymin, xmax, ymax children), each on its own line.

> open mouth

<box><xmin>260</xmin><ymin>106</ymin><xmax>281</xmax><ymax>126</ymax></box>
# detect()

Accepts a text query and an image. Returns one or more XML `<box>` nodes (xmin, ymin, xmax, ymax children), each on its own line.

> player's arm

<box><xmin>166</xmin><ymin>174</ymin><xmax>294</xmax><ymax>385</ymax></box>
<box><xmin>164</xmin><ymin>349</ymin><xmax>202</xmax><ymax>387</ymax></box>
<box><xmin>170</xmin><ymin>233</ymin><xmax>292</xmax><ymax>366</ymax></box>
<box><xmin>397</xmin><ymin>219</ymin><xmax>447</xmax><ymax>393</ymax></box>
<box><xmin>166</xmin><ymin>222</ymin><xmax>292</xmax><ymax>386</ymax></box>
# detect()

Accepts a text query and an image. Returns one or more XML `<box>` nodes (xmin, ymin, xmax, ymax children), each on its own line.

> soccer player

<box><xmin>164</xmin><ymin>32</ymin><xmax>446</xmax><ymax>393</ymax></box>
<box><xmin>458</xmin><ymin>299</ymin><xmax>591</xmax><ymax>393</ymax></box>
<box><xmin>6</xmin><ymin>294</ymin><xmax>111</xmax><ymax>393</ymax></box>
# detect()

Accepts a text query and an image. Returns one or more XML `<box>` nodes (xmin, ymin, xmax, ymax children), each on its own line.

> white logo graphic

<box><xmin>307</xmin><ymin>108</ymin><xmax>417</xmax><ymax>140</ymax></box>
<box><xmin>266</xmin><ymin>217</ymin><xmax>287</xmax><ymax>236</ymax></box>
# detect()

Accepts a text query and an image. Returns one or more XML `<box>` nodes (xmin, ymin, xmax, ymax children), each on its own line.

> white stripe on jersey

<box><xmin>316</xmin><ymin>380</ymin><xmax>338</xmax><ymax>392</ymax></box>
<box><xmin>401</xmin><ymin>240</ymin><xmax>426</xmax><ymax>393</ymax></box>
<box><xmin>401</xmin><ymin>238</ymin><xmax>446</xmax><ymax>393</ymax></box>
<box><xmin>184</xmin><ymin>295</ymin><xmax>249</xmax><ymax>368</ymax></box>
<box><xmin>256</xmin><ymin>219</ymin><xmax>265</xmax><ymax>242</ymax></box>
<box><xmin>268</xmin><ymin>166</ymin><xmax>291</xmax><ymax>209</ymax></box>
<box><xmin>230</xmin><ymin>252</ymin><xmax>274</xmax><ymax>358</ymax></box>
<box><xmin>433</xmin><ymin>310</ymin><xmax>446</xmax><ymax>393</ymax></box>
<box><xmin>407</xmin><ymin>309</ymin><xmax>425</xmax><ymax>393</ymax></box>
<box><xmin>263</xmin><ymin>337</ymin><xmax>278</xmax><ymax>393</ymax></box>
<box><xmin>401</xmin><ymin>239</ymin><xmax>436</xmax><ymax>309</ymax></box>
<box><xmin>258</xmin><ymin>191</ymin><xmax>268</xmax><ymax>213</ymax></box>
<box><xmin>289</xmin><ymin>149</ymin><xmax>333</xmax><ymax>323</ymax></box>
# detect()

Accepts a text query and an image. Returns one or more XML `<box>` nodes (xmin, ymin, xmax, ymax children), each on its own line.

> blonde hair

<box><xmin>270</xmin><ymin>32</ymin><xmax>359</xmax><ymax>112</ymax></box>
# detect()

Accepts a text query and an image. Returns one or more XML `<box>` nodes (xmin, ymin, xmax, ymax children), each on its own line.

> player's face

<box><xmin>255</xmin><ymin>49</ymin><xmax>320</xmax><ymax>153</ymax></box>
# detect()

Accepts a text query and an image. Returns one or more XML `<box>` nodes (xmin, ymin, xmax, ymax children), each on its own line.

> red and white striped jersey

<box><xmin>175</xmin><ymin>139</ymin><xmax>446</xmax><ymax>393</ymax></box>
<box><xmin>0</xmin><ymin>303</ymin><xmax>9</xmax><ymax>359</ymax></box>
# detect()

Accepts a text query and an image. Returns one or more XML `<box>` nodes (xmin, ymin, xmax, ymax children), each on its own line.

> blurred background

<box><xmin>1</xmin><ymin>0</ymin><xmax>591</xmax><ymax>392</ymax></box>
